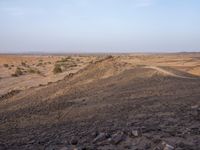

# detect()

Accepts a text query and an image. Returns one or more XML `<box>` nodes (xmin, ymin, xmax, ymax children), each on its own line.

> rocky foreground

<box><xmin>0</xmin><ymin>56</ymin><xmax>200</xmax><ymax>150</ymax></box>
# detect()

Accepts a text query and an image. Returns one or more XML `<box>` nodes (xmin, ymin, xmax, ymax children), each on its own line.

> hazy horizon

<box><xmin>0</xmin><ymin>0</ymin><xmax>200</xmax><ymax>53</ymax></box>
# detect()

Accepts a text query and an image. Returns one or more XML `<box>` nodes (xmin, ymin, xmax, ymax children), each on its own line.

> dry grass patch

<box><xmin>3</xmin><ymin>64</ymin><xmax>9</xmax><ymax>68</ymax></box>
<box><xmin>12</xmin><ymin>67</ymin><xmax>23</xmax><ymax>77</ymax></box>
<box><xmin>53</xmin><ymin>64</ymin><xmax>62</xmax><ymax>74</ymax></box>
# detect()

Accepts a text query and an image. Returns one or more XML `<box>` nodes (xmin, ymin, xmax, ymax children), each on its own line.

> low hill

<box><xmin>0</xmin><ymin>56</ymin><xmax>200</xmax><ymax>150</ymax></box>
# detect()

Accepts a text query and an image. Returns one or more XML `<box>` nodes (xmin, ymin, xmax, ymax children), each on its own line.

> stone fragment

<box><xmin>70</xmin><ymin>137</ymin><xmax>78</xmax><ymax>145</ymax></box>
<box><xmin>93</xmin><ymin>133</ymin><xmax>108</xmax><ymax>143</ymax></box>
<box><xmin>110</xmin><ymin>131</ymin><xmax>124</xmax><ymax>145</ymax></box>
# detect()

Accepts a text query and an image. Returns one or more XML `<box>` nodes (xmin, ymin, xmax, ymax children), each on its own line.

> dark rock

<box><xmin>110</xmin><ymin>131</ymin><xmax>125</xmax><ymax>145</ymax></box>
<box><xmin>190</xmin><ymin>106</ymin><xmax>200</xmax><ymax>120</ymax></box>
<box><xmin>176</xmin><ymin>142</ymin><xmax>195</xmax><ymax>150</ymax></box>
<box><xmin>44</xmin><ymin>145</ymin><xmax>59</xmax><ymax>150</ymax></box>
<box><xmin>124</xmin><ymin>144</ymin><xmax>132</xmax><ymax>149</ymax></box>
<box><xmin>152</xmin><ymin>136</ymin><xmax>162</xmax><ymax>144</ymax></box>
<box><xmin>70</xmin><ymin>137</ymin><xmax>78</xmax><ymax>145</ymax></box>
<box><xmin>144</xmin><ymin>142</ymin><xmax>151</xmax><ymax>149</ymax></box>
<box><xmin>91</xmin><ymin>131</ymin><xmax>99</xmax><ymax>138</ymax></box>
<box><xmin>175</xmin><ymin>148</ymin><xmax>183</xmax><ymax>150</ymax></box>
<box><xmin>0</xmin><ymin>144</ymin><xmax>6</xmax><ymax>150</ymax></box>
<box><xmin>79</xmin><ymin>145</ymin><xmax>97</xmax><ymax>150</ymax></box>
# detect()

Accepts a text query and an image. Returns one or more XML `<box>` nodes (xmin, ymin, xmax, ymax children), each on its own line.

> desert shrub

<box><xmin>12</xmin><ymin>67</ymin><xmax>23</xmax><ymax>77</ymax></box>
<box><xmin>37</xmin><ymin>62</ymin><xmax>43</xmax><ymax>66</ymax></box>
<box><xmin>106</xmin><ymin>55</ymin><xmax>113</xmax><ymax>59</ymax></box>
<box><xmin>67</xmin><ymin>63</ymin><xmax>77</xmax><ymax>68</ymax></box>
<box><xmin>28</xmin><ymin>68</ymin><xmax>41</xmax><ymax>74</ymax></box>
<box><xmin>3</xmin><ymin>64</ymin><xmax>9</xmax><ymax>68</ymax></box>
<box><xmin>53</xmin><ymin>64</ymin><xmax>62</xmax><ymax>74</ymax></box>
<box><xmin>28</xmin><ymin>69</ymin><xmax>36</xmax><ymax>73</ymax></box>
<box><xmin>11</xmin><ymin>74</ymin><xmax>17</xmax><ymax>77</ymax></box>
<box><xmin>21</xmin><ymin>62</ymin><xmax>26</xmax><ymax>66</ymax></box>
<box><xmin>56</xmin><ymin>57</ymin><xmax>71</xmax><ymax>63</ymax></box>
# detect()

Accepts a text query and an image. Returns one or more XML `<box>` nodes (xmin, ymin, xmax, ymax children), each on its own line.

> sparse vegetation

<box><xmin>28</xmin><ymin>68</ymin><xmax>41</xmax><ymax>74</ymax></box>
<box><xmin>1</xmin><ymin>54</ymin><xmax>200</xmax><ymax>149</ymax></box>
<box><xmin>106</xmin><ymin>55</ymin><xmax>113</xmax><ymax>59</ymax></box>
<box><xmin>56</xmin><ymin>57</ymin><xmax>71</xmax><ymax>63</ymax></box>
<box><xmin>36</xmin><ymin>62</ymin><xmax>43</xmax><ymax>66</ymax></box>
<box><xmin>53</xmin><ymin>56</ymin><xmax>78</xmax><ymax>73</ymax></box>
<box><xmin>21</xmin><ymin>62</ymin><xmax>26</xmax><ymax>66</ymax></box>
<box><xmin>53</xmin><ymin>64</ymin><xmax>62</xmax><ymax>74</ymax></box>
<box><xmin>12</xmin><ymin>67</ymin><xmax>23</xmax><ymax>77</ymax></box>
<box><xmin>3</xmin><ymin>64</ymin><xmax>9</xmax><ymax>68</ymax></box>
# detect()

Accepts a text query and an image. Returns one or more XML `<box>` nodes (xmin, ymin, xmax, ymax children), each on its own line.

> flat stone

<box><xmin>110</xmin><ymin>132</ymin><xmax>124</xmax><ymax>145</ymax></box>
<box><xmin>93</xmin><ymin>133</ymin><xmax>108</xmax><ymax>143</ymax></box>
<box><xmin>162</xmin><ymin>142</ymin><xmax>174</xmax><ymax>150</ymax></box>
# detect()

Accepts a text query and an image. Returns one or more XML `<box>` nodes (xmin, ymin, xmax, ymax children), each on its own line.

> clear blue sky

<box><xmin>0</xmin><ymin>0</ymin><xmax>200</xmax><ymax>53</ymax></box>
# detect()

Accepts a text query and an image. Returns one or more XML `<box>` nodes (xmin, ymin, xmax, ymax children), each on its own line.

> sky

<box><xmin>0</xmin><ymin>0</ymin><xmax>200</xmax><ymax>53</ymax></box>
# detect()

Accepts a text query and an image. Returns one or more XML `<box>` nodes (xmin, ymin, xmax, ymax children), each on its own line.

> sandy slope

<box><xmin>144</xmin><ymin>66</ymin><xmax>198</xmax><ymax>79</ymax></box>
<box><xmin>0</xmin><ymin>55</ymin><xmax>97</xmax><ymax>96</ymax></box>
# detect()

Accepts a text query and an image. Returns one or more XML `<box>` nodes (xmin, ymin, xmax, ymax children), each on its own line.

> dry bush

<box><xmin>21</xmin><ymin>62</ymin><xmax>26</xmax><ymax>66</ymax></box>
<box><xmin>3</xmin><ymin>64</ymin><xmax>9</xmax><ymax>68</ymax></box>
<box><xmin>36</xmin><ymin>62</ymin><xmax>43</xmax><ymax>66</ymax></box>
<box><xmin>53</xmin><ymin>64</ymin><xmax>62</xmax><ymax>74</ymax></box>
<box><xmin>56</xmin><ymin>57</ymin><xmax>71</xmax><ymax>63</ymax></box>
<box><xmin>28</xmin><ymin>68</ymin><xmax>41</xmax><ymax>74</ymax></box>
<box><xmin>105</xmin><ymin>55</ymin><xmax>113</xmax><ymax>59</ymax></box>
<box><xmin>12</xmin><ymin>67</ymin><xmax>23</xmax><ymax>77</ymax></box>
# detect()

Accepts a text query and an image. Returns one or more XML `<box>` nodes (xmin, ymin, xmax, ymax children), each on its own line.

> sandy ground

<box><xmin>0</xmin><ymin>53</ymin><xmax>200</xmax><ymax>150</ymax></box>
<box><xmin>0</xmin><ymin>55</ymin><xmax>97</xmax><ymax>96</ymax></box>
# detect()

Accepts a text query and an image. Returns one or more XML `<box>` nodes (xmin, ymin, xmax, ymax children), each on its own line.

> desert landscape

<box><xmin>0</xmin><ymin>53</ymin><xmax>200</xmax><ymax>150</ymax></box>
